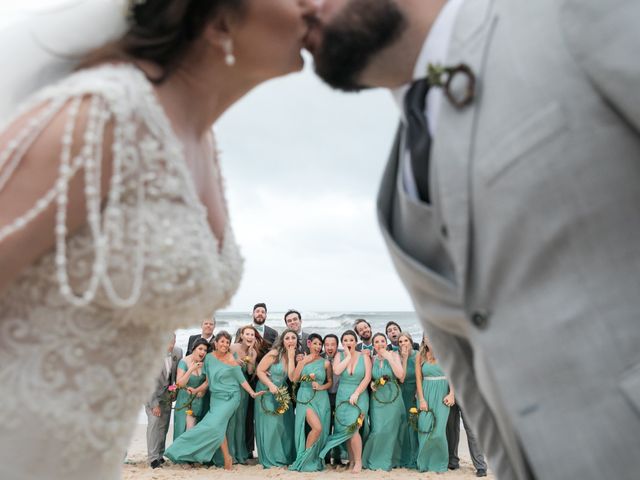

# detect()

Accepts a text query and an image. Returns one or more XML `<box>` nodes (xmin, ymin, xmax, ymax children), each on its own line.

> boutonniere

<box><xmin>427</xmin><ymin>63</ymin><xmax>476</xmax><ymax>109</ymax></box>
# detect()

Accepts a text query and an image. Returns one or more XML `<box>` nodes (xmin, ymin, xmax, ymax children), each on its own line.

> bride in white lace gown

<box><xmin>0</xmin><ymin>1</ymin><xmax>317</xmax><ymax>478</ymax></box>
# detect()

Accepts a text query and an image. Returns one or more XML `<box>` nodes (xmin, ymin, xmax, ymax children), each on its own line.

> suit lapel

<box><xmin>377</xmin><ymin>123</ymin><xmax>403</xmax><ymax>232</ymax></box>
<box><xmin>431</xmin><ymin>0</ymin><xmax>498</xmax><ymax>294</ymax></box>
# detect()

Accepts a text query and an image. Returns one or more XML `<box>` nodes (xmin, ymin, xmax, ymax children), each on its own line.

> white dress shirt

<box><xmin>164</xmin><ymin>353</ymin><xmax>173</xmax><ymax>382</ymax></box>
<box><xmin>253</xmin><ymin>323</ymin><xmax>265</xmax><ymax>336</ymax></box>
<box><xmin>393</xmin><ymin>0</ymin><xmax>465</xmax><ymax>199</ymax></box>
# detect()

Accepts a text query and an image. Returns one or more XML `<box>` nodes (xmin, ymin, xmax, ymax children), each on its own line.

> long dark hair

<box><xmin>191</xmin><ymin>338</ymin><xmax>211</xmax><ymax>354</ymax></box>
<box><xmin>80</xmin><ymin>0</ymin><xmax>247</xmax><ymax>82</ymax></box>
<box><xmin>272</xmin><ymin>328</ymin><xmax>299</xmax><ymax>361</ymax></box>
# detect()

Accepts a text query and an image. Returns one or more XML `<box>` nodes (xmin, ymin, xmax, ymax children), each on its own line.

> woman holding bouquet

<box><xmin>415</xmin><ymin>338</ymin><xmax>454</xmax><ymax>473</ymax></box>
<box><xmin>254</xmin><ymin>329</ymin><xmax>298</xmax><ymax>468</ymax></box>
<box><xmin>164</xmin><ymin>331</ymin><xmax>264</xmax><ymax>469</ymax></box>
<box><xmin>320</xmin><ymin>330</ymin><xmax>371</xmax><ymax>473</ymax></box>
<box><xmin>222</xmin><ymin>325</ymin><xmax>262</xmax><ymax>464</ymax></box>
<box><xmin>362</xmin><ymin>333</ymin><xmax>407</xmax><ymax>471</ymax></box>
<box><xmin>398</xmin><ymin>332</ymin><xmax>419</xmax><ymax>468</ymax></box>
<box><xmin>288</xmin><ymin>333</ymin><xmax>332</xmax><ymax>472</ymax></box>
<box><xmin>173</xmin><ymin>338</ymin><xmax>209</xmax><ymax>440</ymax></box>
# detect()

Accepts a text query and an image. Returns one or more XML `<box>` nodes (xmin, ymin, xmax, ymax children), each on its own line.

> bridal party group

<box><xmin>146</xmin><ymin>303</ymin><xmax>488</xmax><ymax>476</ymax></box>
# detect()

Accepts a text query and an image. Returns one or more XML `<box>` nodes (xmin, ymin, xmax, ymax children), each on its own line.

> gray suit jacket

<box><xmin>147</xmin><ymin>347</ymin><xmax>183</xmax><ymax>409</ymax></box>
<box><xmin>377</xmin><ymin>0</ymin><xmax>640</xmax><ymax>478</ymax></box>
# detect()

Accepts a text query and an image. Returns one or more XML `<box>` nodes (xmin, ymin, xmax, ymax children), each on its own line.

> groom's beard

<box><xmin>312</xmin><ymin>0</ymin><xmax>406</xmax><ymax>92</ymax></box>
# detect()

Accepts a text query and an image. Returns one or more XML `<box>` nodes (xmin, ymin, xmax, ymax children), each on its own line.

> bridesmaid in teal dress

<box><xmin>224</xmin><ymin>325</ymin><xmax>260</xmax><ymax>464</ymax></box>
<box><xmin>288</xmin><ymin>333</ymin><xmax>332</xmax><ymax>472</ymax></box>
<box><xmin>415</xmin><ymin>338</ymin><xmax>454</xmax><ymax>473</ymax></box>
<box><xmin>398</xmin><ymin>332</ymin><xmax>419</xmax><ymax>468</ymax></box>
<box><xmin>362</xmin><ymin>332</ymin><xmax>407</xmax><ymax>471</ymax></box>
<box><xmin>320</xmin><ymin>330</ymin><xmax>371</xmax><ymax>473</ymax></box>
<box><xmin>173</xmin><ymin>338</ymin><xmax>209</xmax><ymax>440</ymax></box>
<box><xmin>164</xmin><ymin>331</ymin><xmax>264</xmax><ymax>469</ymax></box>
<box><xmin>255</xmin><ymin>329</ymin><xmax>298</xmax><ymax>468</ymax></box>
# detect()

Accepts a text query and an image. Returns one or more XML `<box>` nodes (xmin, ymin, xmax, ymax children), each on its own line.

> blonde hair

<box><xmin>419</xmin><ymin>337</ymin><xmax>436</xmax><ymax>363</ymax></box>
<box><xmin>398</xmin><ymin>332</ymin><xmax>414</xmax><ymax>346</ymax></box>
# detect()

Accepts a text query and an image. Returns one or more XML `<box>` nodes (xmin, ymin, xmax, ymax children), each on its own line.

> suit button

<box><xmin>440</xmin><ymin>224</ymin><xmax>448</xmax><ymax>238</ymax></box>
<box><xmin>471</xmin><ymin>310</ymin><xmax>489</xmax><ymax>329</ymax></box>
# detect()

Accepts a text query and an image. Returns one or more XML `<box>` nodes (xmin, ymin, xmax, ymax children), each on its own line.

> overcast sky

<box><xmin>217</xmin><ymin>59</ymin><xmax>414</xmax><ymax>312</ymax></box>
<box><xmin>2</xmin><ymin>1</ymin><xmax>416</xmax><ymax>312</ymax></box>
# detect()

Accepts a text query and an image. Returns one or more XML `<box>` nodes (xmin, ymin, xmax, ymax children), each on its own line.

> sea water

<box><xmin>176</xmin><ymin>310</ymin><xmax>422</xmax><ymax>352</ymax></box>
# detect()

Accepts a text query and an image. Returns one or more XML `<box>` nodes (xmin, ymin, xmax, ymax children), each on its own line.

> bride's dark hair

<box><xmin>80</xmin><ymin>0</ymin><xmax>247</xmax><ymax>83</ymax></box>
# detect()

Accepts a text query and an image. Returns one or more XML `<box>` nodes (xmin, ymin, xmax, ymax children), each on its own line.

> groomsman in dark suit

<box><xmin>447</xmin><ymin>404</ymin><xmax>488</xmax><ymax>477</ymax></box>
<box><xmin>246</xmin><ymin>302</ymin><xmax>277</xmax><ymax>457</ymax></box>
<box><xmin>251</xmin><ymin>302</ymin><xmax>277</xmax><ymax>352</ymax></box>
<box><xmin>385</xmin><ymin>321</ymin><xmax>419</xmax><ymax>351</ymax></box>
<box><xmin>186</xmin><ymin>317</ymin><xmax>215</xmax><ymax>355</ymax></box>
<box><xmin>284</xmin><ymin>309</ymin><xmax>309</xmax><ymax>356</ymax></box>
<box><xmin>145</xmin><ymin>333</ymin><xmax>182</xmax><ymax>469</ymax></box>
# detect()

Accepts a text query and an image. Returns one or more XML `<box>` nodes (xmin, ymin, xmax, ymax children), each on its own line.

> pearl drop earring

<box><xmin>223</xmin><ymin>39</ymin><xmax>236</xmax><ymax>66</ymax></box>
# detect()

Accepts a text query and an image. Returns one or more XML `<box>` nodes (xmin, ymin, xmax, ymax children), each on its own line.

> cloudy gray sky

<box><xmin>217</xmin><ymin>58</ymin><xmax>413</xmax><ymax>312</ymax></box>
<box><xmin>2</xmin><ymin>1</ymin><xmax>415</xmax><ymax>312</ymax></box>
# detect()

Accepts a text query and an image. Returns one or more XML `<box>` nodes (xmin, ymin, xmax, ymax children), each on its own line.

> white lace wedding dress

<box><xmin>0</xmin><ymin>64</ymin><xmax>243</xmax><ymax>479</ymax></box>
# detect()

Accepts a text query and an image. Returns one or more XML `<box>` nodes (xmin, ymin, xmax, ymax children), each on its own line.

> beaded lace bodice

<box><xmin>0</xmin><ymin>64</ymin><xmax>243</xmax><ymax>478</ymax></box>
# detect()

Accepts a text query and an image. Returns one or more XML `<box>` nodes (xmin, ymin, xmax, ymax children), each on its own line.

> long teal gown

<box><xmin>362</xmin><ymin>356</ymin><xmax>407</xmax><ymax>471</ymax></box>
<box><xmin>211</xmin><ymin>353</ymin><xmax>249</xmax><ymax>465</ymax></box>
<box><xmin>227</xmin><ymin>353</ymin><xmax>249</xmax><ymax>464</ymax></box>
<box><xmin>416</xmin><ymin>361</ymin><xmax>450</xmax><ymax>472</ymax></box>
<box><xmin>400</xmin><ymin>350</ymin><xmax>418</xmax><ymax>468</ymax></box>
<box><xmin>164</xmin><ymin>354</ymin><xmax>246</xmax><ymax>464</ymax></box>
<box><xmin>319</xmin><ymin>353</ymin><xmax>369</xmax><ymax>458</ymax></box>
<box><xmin>254</xmin><ymin>358</ymin><xmax>295</xmax><ymax>468</ymax></box>
<box><xmin>173</xmin><ymin>359</ymin><xmax>207</xmax><ymax>440</ymax></box>
<box><xmin>288</xmin><ymin>359</ymin><xmax>331</xmax><ymax>472</ymax></box>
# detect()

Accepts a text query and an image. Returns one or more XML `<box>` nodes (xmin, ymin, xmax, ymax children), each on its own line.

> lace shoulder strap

<box><xmin>0</xmin><ymin>64</ymin><xmax>158</xmax><ymax>307</ymax></box>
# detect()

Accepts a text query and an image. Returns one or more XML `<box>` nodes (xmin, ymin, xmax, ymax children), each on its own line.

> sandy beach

<box><xmin>123</xmin><ymin>424</ymin><xmax>493</xmax><ymax>479</ymax></box>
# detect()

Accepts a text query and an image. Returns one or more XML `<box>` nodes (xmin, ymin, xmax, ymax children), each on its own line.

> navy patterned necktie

<box><xmin>403</xmin><ymin>77</ymin><xmax>432</xmax><ymax>203</ymax></box>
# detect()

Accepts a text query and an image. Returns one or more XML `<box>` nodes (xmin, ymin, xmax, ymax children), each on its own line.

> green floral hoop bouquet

<box><xmin>175</xmin><ymin>390</ymin><xmax>198</xmax><ymax>417</ymax></box>
<box><xmin>370</xmin><ymin>375</ymin><xmax>400</xmax><ymax>404</ymax></box>
<box><xmin>334</xmin><ymin>400</ymin><xmax>365</xmax><ymax>434</ymax></box>
<box><xmin>293</xmin><ymin>372</ymin><xmax>317</xmax><ymax>405</ymax></box>
<box><xmin>260</xmin><ymin>385</ymin><xmax>292</xmax><ymax>416</ymax></box>
<box><xmin>161</xmin><ymin>384</ymin><xmax>198</xmax><ymax>416</ymax></box>
<box><xmin>408</xmin><ymin>407</ymin><xmax>436</xmax><ymax>437</ymax></box>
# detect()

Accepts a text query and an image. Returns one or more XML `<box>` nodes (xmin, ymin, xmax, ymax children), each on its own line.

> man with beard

<box><xmin>353</xmin><ymin>318</ymin><xmax>373</xmax><ymax>354</ymax></box>
<box><xmin>246</xmin><ymin>302</ymin><xmax>277</xmax><ymax>457</ymax></box>
<box><xmin>251</xmin><ymin>302</ymin><xmax>278</xmax><ymax>353</ymax></box>
<box><xmin>306</xmin><ymin>1</ymin><xmax>640</xmax><ymax>479</ymax></box>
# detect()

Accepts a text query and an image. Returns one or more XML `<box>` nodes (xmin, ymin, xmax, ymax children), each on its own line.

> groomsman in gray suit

<box><xmin>307</xmin><ymin>0</ymin><xmax>640</xmax><ymax>478</ymax></box>
<box><xmin>145</xmin><ymin>333</ymin><xmax>182</xmax><ymax>469</ymax></box>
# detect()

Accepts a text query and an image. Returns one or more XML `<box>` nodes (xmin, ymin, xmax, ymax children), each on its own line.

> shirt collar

<box><xmin>392</xmin><ymin>0</ymin><xmax>466</xmax><ymax>113</ymax></box>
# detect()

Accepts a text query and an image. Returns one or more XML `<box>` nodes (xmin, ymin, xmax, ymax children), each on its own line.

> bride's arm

<box><xmin>0</xmin><ymin>96</ymin><xmax>114</xmax><ymax>293</ymax></box>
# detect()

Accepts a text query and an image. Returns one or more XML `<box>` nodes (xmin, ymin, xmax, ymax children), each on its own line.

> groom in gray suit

<box><xmin>307</xmin><ymin>0</ymin><xmax>640</xmax><ymax>478</ymax></box>
<box><xmin>145</xmin><ymin>333</ymin><xmax>182</xmax><ymax>468</ymax></box>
